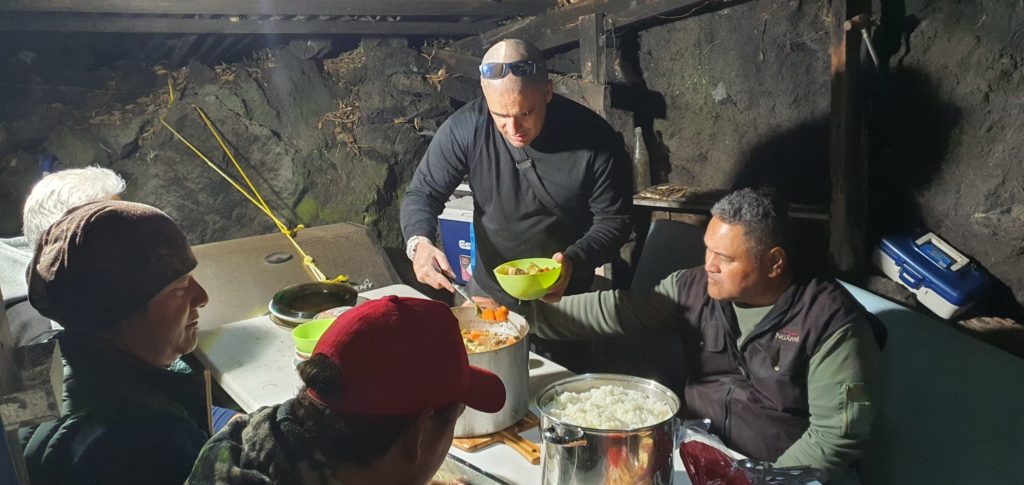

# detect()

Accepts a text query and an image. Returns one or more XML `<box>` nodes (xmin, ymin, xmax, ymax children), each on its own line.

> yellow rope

<box><xmin>158</xmin><ymin>80</ymin><xmax>347</xmax><ymax>284</ymax></box>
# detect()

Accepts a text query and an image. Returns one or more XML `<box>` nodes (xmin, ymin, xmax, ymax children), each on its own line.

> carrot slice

<box><xmin>481</xmin><ymin>308</ymin><xmax>496</xmax><ymax>321</ymax></box>
<box><xmin>495</xmin><ymin>306</ymin><xmax>509</xmax><ymax>322</ymax></box>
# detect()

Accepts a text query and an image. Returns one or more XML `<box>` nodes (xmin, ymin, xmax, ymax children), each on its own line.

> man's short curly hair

<box><xmin>710</xmin><ymin>187</ymin><xmax>791</xmax><ymax>256</ymax></box>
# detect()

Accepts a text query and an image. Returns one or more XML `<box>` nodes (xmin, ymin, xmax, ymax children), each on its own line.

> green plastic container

<box><xmin>493</xmin><ymin>257</ymin><xmax>562</xmax><ymax>300</ymax></box>
<box><xmin>291</xmin><ymin>318</ymin><xmax>334</xmax><ymax>355</ymax></box>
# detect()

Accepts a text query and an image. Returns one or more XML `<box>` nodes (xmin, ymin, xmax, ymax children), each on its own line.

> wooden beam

<box><xmin>454</xmin><ymin>0</ymin><xmax>747</xmax><ymax>56</ymax></box>
<box><xmin>0</xmin><ymin>0</ymin><xmax>558</xmax><ymax>17</ymax></box>
<box><xmin>432</xmin><ymin>48</ymin><xmax>483</xmax><ymax>78</ymax></box>
<box><xmin>0</xmin><ymin>15</ymin><xmax>499</xmax><ymax>35</ymax></box>
<box><xmin>453</xmin><ymin>0</ymin><xmax>614</xmax><ymax>54</ymax></box>
<box><xmin>578</xmin><ymin>12</ymin><xmax>606</xmax><ymax>84</ymax></box>
<box><xmin>432</xmin><ymin>48</ymin><xmax>609</xmax><ymax>118</ymax></box>
<box><xmin>553</xmin><ymin>76</ymin><xmax>609</xmax><ymax>118</ymax></box>
<box><xmin>828</xmin><ymin>0</ymin><xmax>871</xmax><ymax>275</ymax></box>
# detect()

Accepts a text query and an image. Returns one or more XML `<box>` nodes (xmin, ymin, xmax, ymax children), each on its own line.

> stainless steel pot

<box><xmin>536</xmin><ymin>374</ymin><xmax>680</xmax><ymax>484</ymax></box>
<box><xmin>452</xmin><ymin>307</ymin><xmax>530</xmax><ymax>438</ymax></box>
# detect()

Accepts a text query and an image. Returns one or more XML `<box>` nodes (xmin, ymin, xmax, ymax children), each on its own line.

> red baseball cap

<box><xmin>310</xmin><ymin>295</ymin><xmax>506</xmax><ymax>415</ymax></box>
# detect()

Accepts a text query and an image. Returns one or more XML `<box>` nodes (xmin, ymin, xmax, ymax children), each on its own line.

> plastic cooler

<box><xmin>438</xmin><ymin>196</ymin><xmax>474</xmax><ymax>286</ymax></box>
<box><xmin>871</xmin><ymin>231</ymin><xmax>989</xmax><ymax>319</ymax></box>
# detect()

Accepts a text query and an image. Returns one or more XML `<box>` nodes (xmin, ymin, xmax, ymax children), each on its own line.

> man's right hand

<box><xmin>412</xmin><ymin>239</ymin><xmax>456</xmax><ymax>292</ymax></box>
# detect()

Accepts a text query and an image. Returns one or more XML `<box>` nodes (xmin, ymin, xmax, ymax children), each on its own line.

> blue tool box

<box><xmin>871</xmin><ymin>231</ymin><xmax>990</xmax><ymax>319</ymax></box>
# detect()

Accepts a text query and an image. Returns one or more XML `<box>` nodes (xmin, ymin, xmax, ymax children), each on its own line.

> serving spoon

<box><xmin>451</xmin><ymin>276</ymin><xmax>482</xmax><ymax>316</ymax></box>
<box><xmin>435</xmin><ymin>261</ymin><xmax>482</xmax><ymax>315</ymax></box>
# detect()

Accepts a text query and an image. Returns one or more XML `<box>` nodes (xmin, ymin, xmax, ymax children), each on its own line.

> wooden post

<box><xmin>828</xmin><ymin>0</ymin><xmax>870</xmax><ymax>276</ymax></box>
<box><xmin>579</xmin><ymin>13</ymin><xmax>607</xmax><ymax>85</ymax></box>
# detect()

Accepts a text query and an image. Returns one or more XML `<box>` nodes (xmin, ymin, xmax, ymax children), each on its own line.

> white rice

<box><xmin>547</xmin><ymin>385</ymin><xmax>673</xmax><ymax>429</ymax></box>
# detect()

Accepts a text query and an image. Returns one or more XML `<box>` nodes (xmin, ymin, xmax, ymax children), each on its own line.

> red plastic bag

<box><xmin>678</xmin><ymin>420</ymin><xmax>751</xmax><ymax>485</ymax></box>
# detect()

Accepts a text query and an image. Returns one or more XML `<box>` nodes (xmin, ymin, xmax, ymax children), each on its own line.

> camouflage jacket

<box><xmin>186</xmin><ymin>399</ymin><xmax>339</xmax><ymax>485</ymax></box>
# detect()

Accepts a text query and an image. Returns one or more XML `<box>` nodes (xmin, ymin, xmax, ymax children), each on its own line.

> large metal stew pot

<box><xmin>536</xmin><ymin>374</ymin><xmax>680</xmax><ymax>484</ymax></box>
<box><xmin>451</xmin><ymin>307</ymin><xmax>530</xmax><ymax>438</ymax></box>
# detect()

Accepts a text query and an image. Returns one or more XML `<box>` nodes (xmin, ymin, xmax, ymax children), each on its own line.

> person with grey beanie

<box><xmin>19</xmin><ymin>199</ymin><xmax>213</xmax><ymax>485</ymax></box>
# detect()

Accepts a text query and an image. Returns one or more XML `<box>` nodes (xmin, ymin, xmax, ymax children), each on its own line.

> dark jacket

<box><xmin>675</xmin><ymin>269</ymin><xmax>875</xmax><ymax>462</ymax></box>
<box><xmin>21</xmin><ymin>333</ymin><xmax>210</xmax><ymax>485</ymax></box>
<box><xmin>401</xmin><ymin>94</ymin><xmax>632</xmax><ymax>308</ymax></box>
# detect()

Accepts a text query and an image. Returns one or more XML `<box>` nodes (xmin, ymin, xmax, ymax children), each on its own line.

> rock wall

<box><xmin>1</xmin><ymin>1</ymin><xmax>1021</xmax><ymax>315</ymax></box>
<box><xmin>0</xmin><ymin>38</ymin><xmax>451</xmax><ymax>253</ymax></box>
<box><xmin>624</xmin><ymin>0</ymin><xmax>1022</xmax><ymax>317</ymax></box>
<box><xmin>868</xmin><ymin>0</ymin><xmax>1024</xmax><ymax>317</ymax></box>
<box><xmin>637</xmin><ymin>0</ymin><xmax>834</xmax><ymax>205</ymax></box>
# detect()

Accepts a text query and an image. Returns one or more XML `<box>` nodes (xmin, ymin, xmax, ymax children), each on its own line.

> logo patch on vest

<box><xmin>775</xmin><ymin>330</ymin><xmax>801</xmax><ymax>343</ymax></box>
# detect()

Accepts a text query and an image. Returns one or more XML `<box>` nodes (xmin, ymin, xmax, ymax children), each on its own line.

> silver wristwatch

<box><xmin>405</xmin><ymin>235</ymin><xmax>431</xmax><ymax>260</ymax></box>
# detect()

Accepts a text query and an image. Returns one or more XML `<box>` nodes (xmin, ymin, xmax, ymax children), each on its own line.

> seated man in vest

<box><xmin>531</xmin><ymin>187</ymin><xmax>883</xmax><ymax>481</ymax></box>
<box><xmin>21</xmin><ymin>200</ymin><xmax>212</xmax><ymax>485</ymax></box>
<box><xmin>187</xmin><ymin>296</ymin><xmax>506</xmax><ymax>485</ymax></box>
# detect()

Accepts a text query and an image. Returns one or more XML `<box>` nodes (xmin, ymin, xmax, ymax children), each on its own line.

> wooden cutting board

<box><xmin>452</xmin><ymin>413</ymin><xmax>541</xmax><ymax>465</ymax></box>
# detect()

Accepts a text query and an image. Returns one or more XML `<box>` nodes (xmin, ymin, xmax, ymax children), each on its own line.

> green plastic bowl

<box><xmin>291</xmin><ymin>318</ymin><xmax>334</xmax><ymax>355</ymax></box>
<box><xmin>493</xmin><ymin>257</ymin><xmax>562</xmax><ymax>300</ymax></box>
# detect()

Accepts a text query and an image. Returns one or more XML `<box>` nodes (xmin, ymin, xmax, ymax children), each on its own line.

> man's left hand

<box><xmin>541</xmin><ymin>252</ymin><xmax>573</xmax><ymax>303</ymax></box>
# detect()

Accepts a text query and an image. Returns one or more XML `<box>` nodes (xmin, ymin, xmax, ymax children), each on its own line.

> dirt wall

<box><xmin>627</xmin><ymin>0</ymin><xmax>1023</xmax><ymax>317</ymax></box>
<box><xmin>868</xmin><ymin>0</ymin><xmax>1024</xmax><ymax>317</ymax></box>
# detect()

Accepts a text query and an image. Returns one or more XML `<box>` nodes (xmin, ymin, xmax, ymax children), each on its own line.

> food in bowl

<box><xmin>461</xmin><ymin>328</ymin><xmax>521</xmax><ymax>354</ymax></box>
<box><xmin>496</xmin><ymin>262</ymin><xmax>555</xmax><ymax>276</ymax></box>
<box><xmin>546</xmin><ymin>385</ymin><xmax>673</xmax><ymax>429</ymax></box>
<box><xmin>314</xmin><ymin>306</ymin><xmax>352</xmax><ymax>320</ymax></box>
<box><xmin>493</xmin><ymin>257</ymin><xmax>562</xmax><ymax>300</ymax></box>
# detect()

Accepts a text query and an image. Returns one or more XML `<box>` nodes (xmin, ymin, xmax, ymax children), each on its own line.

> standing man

<box><xmin>401</xmin><ymin>38</ymin><xmax>631</xmax><ymax>314</ymax></box>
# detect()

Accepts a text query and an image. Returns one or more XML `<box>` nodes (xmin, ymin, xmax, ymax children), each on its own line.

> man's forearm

<box><xmin>400</xmin><ymin>188</ymin><xmax>445</xmax><ymax>242</ymax></box>
<box><xmin>531</xmin><ymin>270</ymin><xmax>683</xmax><ymax>340</ymax></box>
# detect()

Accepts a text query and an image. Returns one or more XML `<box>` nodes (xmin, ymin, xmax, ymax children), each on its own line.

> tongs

<box><xmin>736</xmin><ymin>460</ymin><xmax>824</xmax><ymax>484</ymax></box>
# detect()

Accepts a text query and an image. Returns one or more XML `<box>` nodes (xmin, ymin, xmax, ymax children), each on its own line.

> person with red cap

<box><xmin>186</xmin><ymin>295</ymin><xmax>506</xmax><ymax>485</ymax></box>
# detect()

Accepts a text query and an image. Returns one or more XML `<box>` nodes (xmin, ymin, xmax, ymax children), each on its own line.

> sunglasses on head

<box><xmin>479</xmin><ymin>60</ymin><xmax>538</xmax><ymax>80</ymax></box>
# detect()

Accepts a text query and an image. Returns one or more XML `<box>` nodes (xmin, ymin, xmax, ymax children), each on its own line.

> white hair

<box><xmin>22</xmin><ymin>166</ymin><xmax>127</xmax><ymax>245</ymax></box>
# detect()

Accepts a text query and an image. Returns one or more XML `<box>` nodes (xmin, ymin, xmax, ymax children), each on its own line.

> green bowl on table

<box><xmin>291</xmin><ymin>318</ymin><xmax>335</xmax><ymax>356</ymax></box>
<box><xmin>493</xmin><ymin>257</ymin><xmax>562</xmax><ymax>300</ymax></box>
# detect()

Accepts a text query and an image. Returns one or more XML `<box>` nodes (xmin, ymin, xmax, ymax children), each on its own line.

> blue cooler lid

<box><xmin>878</xmin><ymin>233</ymin><xmax>990</xmax><ymax>306</ymax></box>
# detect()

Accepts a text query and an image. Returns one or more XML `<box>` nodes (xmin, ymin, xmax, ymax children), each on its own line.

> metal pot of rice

<box><xmin>536</xmin><ymin>374</ymin><xmax>680</xmax><ymax>484</ymax></box>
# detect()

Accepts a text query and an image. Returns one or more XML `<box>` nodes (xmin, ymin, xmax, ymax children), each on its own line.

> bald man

<box><xmin>401</xmin><ymin>38</ymin><xmax>631</xmax><ymax>317</ymax></box>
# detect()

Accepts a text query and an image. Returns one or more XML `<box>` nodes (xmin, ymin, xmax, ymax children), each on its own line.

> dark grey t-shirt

<box><xmin>401</xmin><ymin>94</ymin><xmax>632</xmax><ymax>307</ymax></box>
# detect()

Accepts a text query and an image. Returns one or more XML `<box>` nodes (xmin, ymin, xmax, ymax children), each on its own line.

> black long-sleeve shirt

<box><xmin>401</xmin><ymin>94</ymin><xmax>632</xmax><ymax>306</ymax></box>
